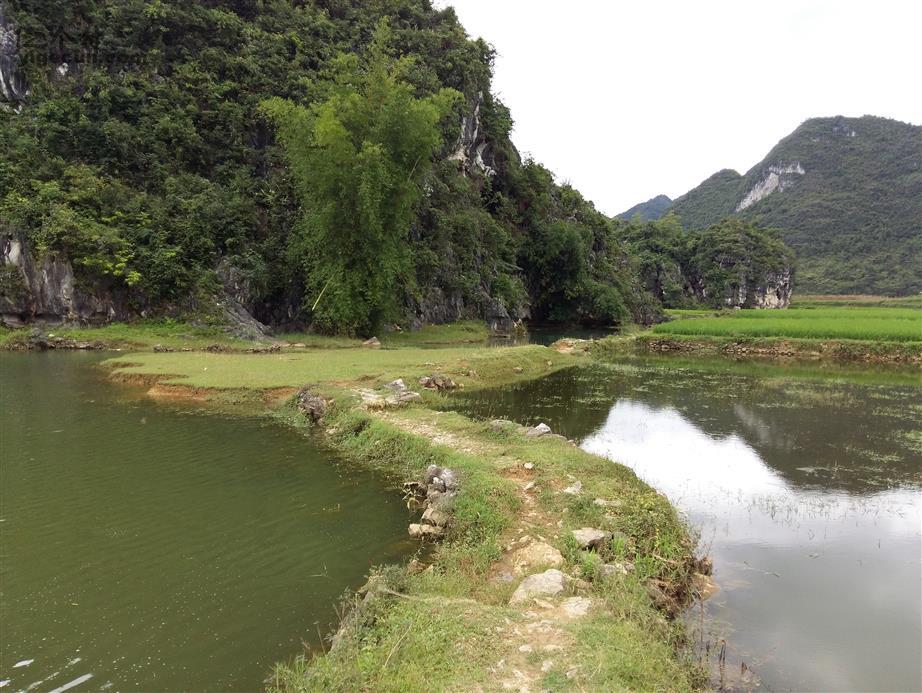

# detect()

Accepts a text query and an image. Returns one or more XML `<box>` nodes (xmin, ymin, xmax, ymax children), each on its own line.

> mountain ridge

<box><xmin>622</xmin><ymin>115</ymin><xmax>922</xmax><ymax>295</ymax></box>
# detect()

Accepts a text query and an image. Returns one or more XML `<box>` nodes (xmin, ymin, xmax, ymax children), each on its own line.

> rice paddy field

<box><xmin>654</xmin><ymin>307</ymin><xmax>922</xmax><ymax>342</ymax></box>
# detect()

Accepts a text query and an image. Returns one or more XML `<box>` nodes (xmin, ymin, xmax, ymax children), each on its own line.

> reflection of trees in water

<box><xmin>450</xmin><ymin>363</ymin><xmax>922</xmax><ymax>495</ymax></box>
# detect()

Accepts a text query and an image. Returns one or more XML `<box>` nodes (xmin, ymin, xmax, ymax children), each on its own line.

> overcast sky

<box><xmin>435</xmin><ymin>0</ymin><xmax>922</xmax><ymax>216</ymax></box>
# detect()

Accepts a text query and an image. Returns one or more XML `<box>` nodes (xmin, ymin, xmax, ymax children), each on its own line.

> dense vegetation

<box><xmin>615</xmin><ymin>193</ymin><xmax>671</xmax><ymax>221</ymax></box>
<box><xmin>616</xmin><ymin>215</ymin><xmax>794</xmax><ymax>309</ymax></box>
<box><xmin>0</xmin><ymin>0</ymin><xmax>799</xmax><ymax>335</ymax></box>
<box><xmin>662</xmin><ymin>116</ymin><xmax>922</xmax><ymax>295</ymax></box>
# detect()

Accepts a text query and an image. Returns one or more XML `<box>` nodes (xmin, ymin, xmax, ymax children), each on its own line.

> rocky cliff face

<box><xmin>736</xmin><ymin>163</ymin><xmax>805</xmax><ymax>212</ymax></box>
<box><xmin>0</xmin><ymin>1</ymin><xmax>26</xmax><ymax>107</ymax></box>
<box><xmin>692</xmin><ymin>264</ymin><xmax>793</xmax><ymax>309</ymax></box>
<box><xmin>447</xmin><ymin>92</ymin><xmax>496</xmax><ymax>177</ymax></box>
<box><xmin>0</xmin><ymin>233</ymin><xmax>134</xmax><ymax>326</ymax></box>
<box><xmin>1</xmin><ymin>233</ymin><xmax>271</xmax><ymax>337</ymax></box>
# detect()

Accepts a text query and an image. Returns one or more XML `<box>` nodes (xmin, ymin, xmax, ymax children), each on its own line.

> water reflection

<box><xmin>449</xmin><ymin>360</ymin><xmax>922</xmax><ymax>691</ymax></box>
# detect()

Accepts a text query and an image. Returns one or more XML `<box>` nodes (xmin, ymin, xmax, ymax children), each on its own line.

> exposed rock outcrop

<box><xmin>691</xmin><ymin>261</ymin><xmax>793</xmax><ymax>309</ymax></box>
<box><xmin>296</xmin><ymin>387</ymin><xmax>327</xmax><ymax>423</ymax></box>
<box><xmin>0</xmin><ymin>2</ymin><xmax>27</xmax><ymax>107</ymax></box>
<box><xmin>0</xmin><ymin>233</ymin><xmax>134</xmax><ymax>327</ymax></box>
<box><xmin>736</xmin><ymin>163</ymin><xmax>805</xmax><ymax>212</ymax></box>
<box><xmin>447</xmin><ymin>91</ymin><xmax>496</xmax><ymax>177</ymax></box>
<box><xmin>509</xmin><ymin>568</ymin><xmax>569</xmax><ymax>604</ymax></box>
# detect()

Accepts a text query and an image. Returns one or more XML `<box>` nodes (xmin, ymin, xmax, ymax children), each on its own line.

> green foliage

<box><xmin>263</xmin><ymin>22</ymin><xmax>461</xmax><ymax>335</ymax></box>
<box><xmin>685</xmin><ymin>218</ymin><xmax>794</xmax><ymax>307</ymax></box>
<box><xmin>1</xmin><ymin>0</ymin><xmax>706</xmax><ymax>332</ymax></box>
<box><xmin>615</xmin><ymin>194</ymin><xmax>672</xmax><ymax>221</ymax></box>
<box><xmin>617</xmin><ymin>215</ymin><xmax>794</xmax><ymax>310</ymax></box>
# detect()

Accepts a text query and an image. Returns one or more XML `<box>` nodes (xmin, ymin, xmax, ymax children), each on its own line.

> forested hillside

<box><xmin>615</xmin><ymin>194</ymin><xmax>671</xmax><ymax>222</ymax></box>
<box><xmin>0</xmin><ymin>0</ymin><xmax>794</xmax><ymax>335</ymax></box>
<box><xmin>667</xmin><ymin>116</ymin><xmax>922</xmax><ymax>295</ymax></box>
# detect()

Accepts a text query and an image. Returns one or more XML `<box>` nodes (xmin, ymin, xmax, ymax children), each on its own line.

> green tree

<box><xmin>263</xmin><ymin>21</ymin><xmax>460</xmax><ymax>336</ymax></box>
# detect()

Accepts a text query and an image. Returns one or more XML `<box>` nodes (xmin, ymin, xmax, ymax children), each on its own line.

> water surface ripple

<box><xmin>0</xmin><ymin>352</ymin><xmax>412</xmax><ymax>691</ymax></box>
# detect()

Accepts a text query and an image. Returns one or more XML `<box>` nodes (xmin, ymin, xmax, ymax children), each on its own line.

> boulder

<box><xmin>489</xmin><ymin>419</ymin><xmax>517</xmax><ymax>434</ymax></box>
<box><xmin>408</xmin><ymin>523</ymin><xmax>444</xmax><ymax>541</ymax></box>
<box><xmin>421</xmin><ymin>506</ymin><xmax>450</xmax><ymax>528</ymax></box>
<box><xmin>509</xmin><ymin>540</ymin><xmax>564</xmax><ymax>575</ymax></box>
<box><xmin>593</xmin><ymin>498</ymin><xmax>621</xmax><ymax>509</ymax></box>
<box><xmin>599</xmin><ymin>562</ymin><xmax>634</xmax><ymax>578</ymax></box>
<box><xmin>419</xmin><ymin>373</ymin><xmax>458</xmax><ymax>391</ymax></box>
<box><xmin>525</xmin><ymin>423</ymin><xmax>551</xmax><ymax>438</ymax></box>
<box><xmin>362</xmin><ymin>337</ymin><xmax>381</xmax><ymax>348</ymax></box>
<box><xmin>561</xmin><ymin>481</ymin><xmax>582</xmax><ymax>496</ymax></box>
<box><xmin>559</xmin><ymin>596</ymin><xmax>592</xmax><ymax>618</ymax></box>
<box><xmin>296</xmin><ymin>387</ymin><xmax>326</xmax><ymax>423</ymax></box>
<box><xmin>509</xmin><ymin>569</ymin><xmax>569</xmax><ymax>604</ymax></box>
<box><xmin>571</xmin><ymin>528</ymin><xmax>611</xmax><ymax>551</ymax></box>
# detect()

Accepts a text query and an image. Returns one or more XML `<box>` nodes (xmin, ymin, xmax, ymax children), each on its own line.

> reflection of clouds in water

<box><xmin>581</xmin><ymin>397</ymin><xmax>922</xmax><ymax>691</ymax></box>
<box><xmin>732</xmin><ymin>402</ymin><xmax>797</xmax><ymax>452</ymax></box>
<box><xmin>582</xmin><ymin>399</ymin><xmax>784</xmax><ymax>499</ymax></box>
<box><xmin>581</xmin><ymin>399</ymin><xmax>921</xmax><ymax>543</ymax></box>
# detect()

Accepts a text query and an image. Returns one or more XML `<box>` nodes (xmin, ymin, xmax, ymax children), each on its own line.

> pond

<box><xmin>0</xmin><ymin>352</ymin><xmax>412</xmax><ymax>692</ymax></box>
<box><xmin>448</xmin><ymin>357</ymin><xmax>922</xmax><ymax>691</ymax></box>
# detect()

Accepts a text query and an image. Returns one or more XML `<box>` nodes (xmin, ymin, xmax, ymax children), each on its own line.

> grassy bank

<box><xmin>103</xmin><ymin>342</ymin><xmax>704</xmax><ymax>691</ymax></box>
<box><xmin>594</xmin><ymin>305</ymin><xmax>922</xmax><ymax>365</ymax></box>
<box><xmin>0</xmin><ymin>319</ymin><xmax>490</xmax><ymax>352</ymax></box>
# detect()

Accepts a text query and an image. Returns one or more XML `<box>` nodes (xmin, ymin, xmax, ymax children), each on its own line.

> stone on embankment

<box><xmin>571</xmin><ymin>527</ymin><xmax>611</xmax><ymax>551</ymax></box>
<box><xmin>593</xmin><ymin>498</ymin><xmax>621</xmax><ymax>509</ymax></box>
<box><xmin>561</xmin><ymin>480</ymin><xmax>582</xmax><ymax>495</ymax></box>
<box><xmin>509</xmin><ymin>569</ymin><xmax>569</xmax><ymax>604</ymax></box>
<box><xmin>296</xmin><ymin>387</ymin><xmax>326</xmax><ymax>423</ymax></box>
<box><xmin>490</xmin><ymin>419</ymin><xmax>517</xmax><ymax>434</ymax></box>
<box><xmin>509</xmin><ymin>540</ymin><xmax>564</xmax><ymax>575</ymax></box>
<box><xmin>421</xmin><ymin>506</ymin><xmax>450</xmax><ymax>528</ymax></box>
<box><xmin>525</xmin><ymin>422</ymin><xmax>551</xmax><ymax>438</ymax></box>
<box><xmin>560</xmin><ymin>596</ymin><xmax>592</xmax><ymax>618</ymax></box>
<box><xmin>408</xmin><ymin>523</ymin><xmax>444</xmax><ymax>540</ymax></box>
<box><xmin>599</xmin><ymin>562</ymin><xmax>634</xmax><ymax>578</ymax></box>
<box><xmin>362</xmin><ymin>337</ymin><xmax>381</xmax><ymax>348</ymax></box>
<box><xmin>419</xmin><ymin>373</ymin><xmax>458</xmax><ymax>391</ymax></box>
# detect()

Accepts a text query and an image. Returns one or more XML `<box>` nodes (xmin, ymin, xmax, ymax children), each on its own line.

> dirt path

<box><xmin>375</xmin><ymin>410</ymin><xmax>605</xmax><ymax>691</ymax></box>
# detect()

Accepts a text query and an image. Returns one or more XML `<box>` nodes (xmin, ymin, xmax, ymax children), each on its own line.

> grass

<box><xmin>0</xmin><ymin>319</ymin><xmax>257</xmax><ymax>350</ymax></box>
<box><xmin>791</xmin><ymin>294</ymin><xmax>922</xmax><ymax>309</ymax></box>
<box><xmin>105</xmin><ymin>344</ymin><xmax>570</xmax><ymax>393</ymax></box>
<box><xmin>2</xmin><ymin>319</ymin><xmax>492</xmax><ymax>352</ymax></box>
<box><xmin>267</xmin><ymin>405</ymin><xmax>700</xmax><ymax>691</ymax></box>
<box><xmin>652</xmin><ymin>307</ymin><xmax>921</xmax><ymax>342</ymax></box>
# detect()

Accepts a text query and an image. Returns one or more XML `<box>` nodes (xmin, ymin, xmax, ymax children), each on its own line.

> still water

<box><xmin>0</xmin><ymin>352</ymin><xmax>412</xmax><ymax>692</ymax></box>
<box><xmin>449</xmin><ymin>357</ymin><xmax>922</xmax><ymax>691</ymax></box>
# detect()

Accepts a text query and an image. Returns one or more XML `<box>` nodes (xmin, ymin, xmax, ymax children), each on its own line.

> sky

<box><xmin>434</xmin><ymin>0</ymin><xmax>922</xmax><ymax>216</ymax></box>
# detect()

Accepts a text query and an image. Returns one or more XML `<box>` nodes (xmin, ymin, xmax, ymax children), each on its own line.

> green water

<box><xmin>0</xmin><ymin>352</ymin><xmax>412</xmax><ymax>692</ymax></box>
<box><xmin>448</xmin><ymin>357</ymin><xmax>922</xmax><ymax>692</ymax></box>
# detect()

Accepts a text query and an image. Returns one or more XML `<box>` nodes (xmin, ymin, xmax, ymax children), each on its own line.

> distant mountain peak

<box><xmin>616</xmin><ymin>194</ymin><xmax>672</xmax><ymax>221</ymax></box>
<box><xmin>664</xmin><ymin>115</ymin><xmax>922</xmax><ymax>295</ymax></box>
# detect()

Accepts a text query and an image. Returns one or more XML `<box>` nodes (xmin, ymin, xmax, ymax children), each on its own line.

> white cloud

<box><xmin>436</xmin><ymin>0</ymin><xmax>922</xmax><ymax>215</ymax></box>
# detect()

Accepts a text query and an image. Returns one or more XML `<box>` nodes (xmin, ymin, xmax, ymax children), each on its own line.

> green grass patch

<box><xmin>380</xmin><ymin>320</ymin><xmax>489</xmax><ymax>346</ymax></box>
<box><xmin>105</xmin><ymin>344</ymin><xmax>570</xmax><ymax>392</ymax></box>
<box><xmin>791</xmin><ymin>294</ymin><xmax>922</xmax><ymax>309</ymax></box>
<box><xmin>652</xmin><ymin>307</ymin><xmax>922</xmax><ymax>342</ymax></box>
<box><xmin>0</xmin><ymin>319</ymin><xmax>256</xmax><ymax>350</ymax></box>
